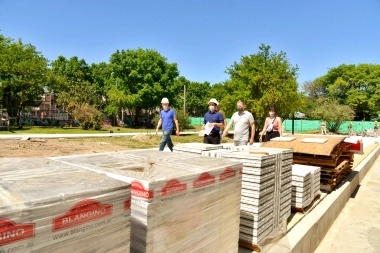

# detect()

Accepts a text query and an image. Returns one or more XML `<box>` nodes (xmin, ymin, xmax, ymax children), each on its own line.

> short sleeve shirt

<box><xmin>204</xmin><ymin>111</ymin><xmax>224</xmax><ymax>133</ymax></box>
<box><xmin>230</xmin><ymin>111</ymin><xmax>254</xmax><ymax>141</ymax></box>
<box><xmin>160</xmin><ymin>108</ymin><xmax>176</xmax><ymax>130</ymax></box>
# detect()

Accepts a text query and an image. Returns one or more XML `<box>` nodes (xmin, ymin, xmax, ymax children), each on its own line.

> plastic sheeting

<box><xmin>0</xmin><ymin>158</ymin><xmax>131</xmax><ymax>253</ymax></box>
<box><xmin>52</xmin><ymin>150</ymin><xmax>242</xmax><ymax>253</ymax></box>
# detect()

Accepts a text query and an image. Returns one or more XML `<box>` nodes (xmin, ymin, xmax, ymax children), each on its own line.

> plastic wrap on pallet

<box><xmin>0</xmin><ymin>158</ymin><xmax>131</xmax><ymax>253</ymax></box>
<box><xmin>52</xmin><ymin>151</ymin><xmax>242</xmax><ymax>253</ymax></box>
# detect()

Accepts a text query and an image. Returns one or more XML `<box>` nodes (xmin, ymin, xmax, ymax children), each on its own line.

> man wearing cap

<box><xmin>202</xmin><ymin>98</ymin><xmax>224</xmax><ymax>144</ymax></box>
<box><xmin>222</xmin><ymin>100</ymin><xmax>255</xmax><ymax>146</ymax></box>
<box><xmin>155</xmin><ymin>98</ymin><xmax>179</xmax><ymax>151</ymax></box>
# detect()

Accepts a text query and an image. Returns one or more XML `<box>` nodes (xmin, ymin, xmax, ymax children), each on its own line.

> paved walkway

<box><xmin>315</xmin><ymin>154</ymin><xmax>380</xmax><ymax>253</ymax></box>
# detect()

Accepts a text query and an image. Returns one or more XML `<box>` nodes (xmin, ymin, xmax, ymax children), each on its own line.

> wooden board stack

<box><xmin>52</xmin><ymin>151</ymin><xmax>242</xmax><ymax>253</ymax></box>
<box><xmin>262</xmin><ymin>136</ymin><xmax>354</xmax><ymax>192</ymax></box>
<box><xmin>0</xmin><ymin>158</ymin><xmax>131</xmax><ymax>253</ymax></box>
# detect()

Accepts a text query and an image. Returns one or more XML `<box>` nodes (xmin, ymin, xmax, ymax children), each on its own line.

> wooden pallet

<box><xmin>337</xmin><ymin>142</ymin><xmax>353</xmax><ymax>152</ymax></box>
<box><xmin>239</xmin><ymin>240</ymin><xmax>261</xmax><ymax>252</ymax></box>
<box><xmin>291</xmin><ymin>194</ymin><xmax>321</xmax><ymax>213</ymax></box>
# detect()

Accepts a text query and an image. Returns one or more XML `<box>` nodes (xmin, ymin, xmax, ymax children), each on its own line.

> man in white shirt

<box><xmin>222</xmin><ymin>100</ymin><xmax>255</xmax><ymax>146</ymax></box>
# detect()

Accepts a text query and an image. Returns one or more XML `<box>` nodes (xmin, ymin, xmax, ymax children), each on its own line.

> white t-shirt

<box><xmin>230</xmin><ymin>111</ymin><xmax>254</xmax><ymax>142</ymax></box>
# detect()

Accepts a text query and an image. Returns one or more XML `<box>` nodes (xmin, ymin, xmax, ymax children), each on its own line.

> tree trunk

<box><xmin>134</xmin><ymin>107</ymin><xmax>141</xmax><ymax>127</ymax></box>
<box><xmin>16</xmin><ymin>101</ymin><xmax>23</xmax><ymax>127</ymax></box>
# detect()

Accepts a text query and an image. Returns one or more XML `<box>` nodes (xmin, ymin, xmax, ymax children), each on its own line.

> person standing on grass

<box><xmin>259</xmin><ymin>107</ymin><xmax>282</xmax><ymax>142</ymax></box>
<box><xmin>320</xmin><ymin>121</ymin><xmax>327</xmax><ymax>135</ymax></box>
<box><xmin>155</xmin><ymin>98</ymin><xmax>179</xmax><ymax>152</ymax></box>
<box><xmin>348</xmin><ymin>121</ymin><xmax>353</xmax><ymax>136</ymax></box>
<box><xmin>222</xmin><ymin>100</ymin><xmax>255</xmax><ymax>146</ymax></box>
<box><xmin>374</xmin><ymin>121</ymin><xmax>378</xmax><ymax>137</ymax></box>
<box><xmin>202</xmin><ymin>98</ymin><xmax>224</xmax><ymax>144</ymax></box>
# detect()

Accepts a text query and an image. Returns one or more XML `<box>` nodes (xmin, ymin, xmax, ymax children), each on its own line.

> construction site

<box><xmin>1</xmin><ymin>133</ymin><xmax>379</xmax><ymax>253</ymax></box>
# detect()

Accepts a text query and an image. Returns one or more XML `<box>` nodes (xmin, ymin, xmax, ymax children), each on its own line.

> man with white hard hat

<box><xmin>156</xmin><ymin>97</ymin><xmax>179</xmax><ymax>151</ymax></box>
<box><xmin>202</xmin><ymin>98</ymin><xmax>224</xmax><ymax>144</ymax></box>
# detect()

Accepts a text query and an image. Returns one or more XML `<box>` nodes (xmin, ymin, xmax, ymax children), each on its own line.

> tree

<box><xmin>50</xmin><ymin>56</ymin><xmax>103</xmax><ymax>128</ymax></box>
<box><xmin>310</xmin><ymin>100</ymin><xmax>355</xmax><ymax>133</ymax></box>
<box><xmin>108</xmin><ymin>48</ymin><xmax>180</xmax><ymax>125</ymax></box>
<box><xmin>221</xmin><ymin>44</ymin><xmax>303</xmax><ymax>127</ymax></box>
<box><xmin>304</xmin><ymin>64</ymin><xmax>380</xmax><ymax>120</ymax></box>
<box><xmin>0</xmin><ymin>35</ymin><xmax>48</xmax><ymax>124</ymax></box>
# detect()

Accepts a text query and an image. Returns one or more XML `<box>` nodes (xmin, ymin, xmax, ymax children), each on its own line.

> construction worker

<box><xmin>374</xmin><ymin>121</ymin><xmax>378</xmax><ymax>138</ymax></box>
<box><xmin>320</xmin><ymin>121</ymin><xmax>327</xmax><ymax>135</ymax></box>
<box><xmin>348</xmin><ymin>121</ymin><xmax>353</xmax><ymax>136</ymax></box>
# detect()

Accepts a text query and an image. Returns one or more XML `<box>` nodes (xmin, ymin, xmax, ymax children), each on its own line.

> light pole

<box><xmin>178</xmin><ymin>85</ymin><xmax>186</xmax><ymax>115</ymax></box>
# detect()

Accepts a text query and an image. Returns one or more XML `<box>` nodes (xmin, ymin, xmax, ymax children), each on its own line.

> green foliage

<box><xmin>0</xmin><ymin>35</ymin><xmax>48</xmax><ymax>120</ymax></box>
<box><xmin>71</xmin><ymin>103</ymin><xmax>103</xmax><ymax>130</ymax></box>
<box><xmin>219</xmin><ymin>44</ymin><xmax>302</xmax><ymax>128</ymax></box>
<box><xmin>108</xmin><ymin>48</ymin><xmax>180</xmax><ymax>123</ymax></box>
<box><xmin>309</xmin><ymin>100</ymin><xmax>355</xmax><ymax>132</ymax></box>
<box><xmin>304</xmin><ymin>64</ymin><xmax>380</xmax><ymax>120</ymax></box>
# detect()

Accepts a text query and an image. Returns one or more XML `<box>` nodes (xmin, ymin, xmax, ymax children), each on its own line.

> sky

<box><xmin>1</xmin><ymin>0</ymin><xmax>379</xmax><ymax>86</ymax></box>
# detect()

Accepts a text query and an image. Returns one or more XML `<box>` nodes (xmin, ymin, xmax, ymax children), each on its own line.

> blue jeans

<box><xmin>159</xmin><ymin>130</ymin><xmax>173</xmax><ymax>151</ymax></box>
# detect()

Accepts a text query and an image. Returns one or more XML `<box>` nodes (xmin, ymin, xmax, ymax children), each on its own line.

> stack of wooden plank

<box><xmin>262</xmin><ymin>135</ymin><xmax>354</xmax><ymax>192</ymax></box>
<box><xmin>53</xmin><ymin>150</ymin><xmax>242</xmax><ymax>253</ymax></box>
<box><xmin>0</xmin><ymin>158</ymin><xmax>131</xmax><ymax>253</ymax></box>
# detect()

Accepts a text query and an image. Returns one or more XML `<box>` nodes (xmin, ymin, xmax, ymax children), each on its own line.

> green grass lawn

<box><xmin>0</xmin><ymin>125</ymin><xmax>202</xmax><ymax>135</ymax></box>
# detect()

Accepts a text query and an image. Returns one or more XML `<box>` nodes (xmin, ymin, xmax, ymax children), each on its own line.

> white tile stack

<box><xmin>0</xmin><ymin>158</ymin><xmax>131</xmax><ymax>253</ymax></box>
<box><xmin>173</xmin><ymin>142</ymin><xmax>223</xmax><ymax>154</ymax></box>
<box><xmin>220</xmin><ymin>152</ymin><xmax>276</xmax><ymax>245</ymax></box>
<box><xmin>248</xmin><ymin>148</ymin><xmax>293</xmax><ymax>227</ymax></box>
<box><xmin>292</xmin><ymin>164</ymin><xmax>321</xmax><ymax>202</ymax></box>
<box><xmin>291</xmin><ymin>165</ymin><xmax>312</xmax><ymax>209</ymax></box>
<box><xmin>53</xmin><ymin>150</ymin><xmax>242</xmax><ymax>253</ymax></box>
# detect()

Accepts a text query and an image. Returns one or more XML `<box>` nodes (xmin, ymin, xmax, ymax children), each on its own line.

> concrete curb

<box><xmin>273</xmin><ymin>145</ymin><xmax>380</xmax><ymax>253</ymax></box>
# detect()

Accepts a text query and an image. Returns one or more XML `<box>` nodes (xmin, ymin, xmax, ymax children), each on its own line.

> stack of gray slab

<box><xmin>220</xmin><ymin>152</ymin><xmax>276</xmax><ymax>245</ymax></box>
<box><xmin>0</xmin><ymin>158</ymin><xmax>131</xmax><ymax>253</ymax></box>
<box><xmin>53</xmin><ymin>150</ymin><xmax>242</xmax><ymax>253</ymax></box>
<box><xmin>291</xmin><ymin>165</ymin><xmax>312</xmax><ymax>209</ymax></box>
<box><xmin>173</xmin><ymin>142</ymin><xmax>223</xmax><ymax>154</ymax></box>
<box><xmin>293</xmin><ymin>164</ymin><xmax>321</xmax><ymax>201</ymax></box>
<box><xmin>248</xmin><ymin>147</ymin><xmax>293</xmax><ymax>228</ymax></box>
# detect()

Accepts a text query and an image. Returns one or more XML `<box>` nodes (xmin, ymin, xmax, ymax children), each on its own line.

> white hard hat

<box><xmin>208</xmin><ymin>98</ymin><xmax>219</xmax><ymax>105</ymax></box>
<box><xmin>161</xmin><ymin>97</ymin><xmax>169</xmax><ymax>103</ymax></box>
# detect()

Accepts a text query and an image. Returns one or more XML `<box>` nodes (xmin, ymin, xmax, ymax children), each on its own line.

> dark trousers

<box><xmin>264</xmin><ymin>131</ymin><xmax>280</xmax><ymax>142</ymax></box>
<box><xmin>203</xmin><ymin>133</ymin><xmax>221</xmax><ymax>144</ymax></box>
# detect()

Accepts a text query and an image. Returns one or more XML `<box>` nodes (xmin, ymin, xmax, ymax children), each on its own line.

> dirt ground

<box><xmin>0</xmin><ymin>134</ymin><xmax>210</xmax><ymax>158</ymax></box>
<box><xmin>0</xmin><ymin>136</ymin><xmax>161</xmax><ymax>158</ymax></box>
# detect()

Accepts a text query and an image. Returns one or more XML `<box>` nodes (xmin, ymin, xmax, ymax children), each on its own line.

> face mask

<box><xmin>209</xmin><ymin>105</ymin><xmax>215</xmax><ymax>112</ymax></box>
<box><xmin>237</xmin><ymin>107</ymin><xmax>243</xmax><ymax>113</ymax></box>
<box><xmin>269</xmin><ymin>112</ymin><xmax>275</xmax><ymax>116</ymax></box>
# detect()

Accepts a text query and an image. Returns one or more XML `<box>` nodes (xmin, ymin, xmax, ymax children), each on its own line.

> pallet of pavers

<box><xmin>52</xmin><ymin>150</ymin><xmax>242</xmax><ymax>253</ymax></box>
<box><xmin>248</xmin><ymin>147</ymin><xmax>293</xmax><ymax>228</ymax></box>
<box><xmin>0</xmin><ymin>158</ymin><xmax>131</xmax><ymax>253</ymax></box>
<box><xmin>220</xmin><ymin>151</ymin><xmax>277</xmax><ymax>251</ymax></box>
<box><xmin>173</xmin><ymin>142</ymin><xmax>223</xmax><ymax>154</ymax></box>
<box><xmin>291</xmin><ymin>166</ymin><xmax>314</xmax><ymax>212</ymax></box>
<box><xmin>293</xmin><ymin>164</ymin><xmax>321</xmax><ymax>201</ymax></box>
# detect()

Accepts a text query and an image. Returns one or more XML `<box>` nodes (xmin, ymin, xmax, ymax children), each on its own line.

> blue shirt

<box><xmin>204</xmin><ymin>111</ymin><xmax>223</xmax><ymax>133</ymax></box>
<box><xmin>160</xmin><ymin>108</ymin><xmax>176</xmax><ymax>130</ymax></box>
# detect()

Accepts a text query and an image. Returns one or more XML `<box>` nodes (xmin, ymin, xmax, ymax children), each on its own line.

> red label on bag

<box><xmin>220</xmin><ymin>167</ymin><xmax>236</xmax><ymax>181</ymax></box>
<box><xmin>193</xmin><ymin>172</ymin><xmax>215</xmax><ymax>188</ymax></box>
<box><xmin>53</xmin><ymin>199</ymin><xmax>113</xmax><ymax>232</ymax></box>
<box><xmin>124</xmin><ymin>198</ymin><xmax>131</xmax><ymax>211</ymax></box>
<box><xmin>161</xmin><ymin>179</ymin><xmax>187</xmax><ymax>196</ymax></box>
<box><xmin>0</xmin><ymin>218</ymin><xmax>35</xmax><ymax>246</ymax></box>
<box><xmin>131</xmin><ymin>181</ymin><xmax>154</xmax><ymax>199</ymax></box>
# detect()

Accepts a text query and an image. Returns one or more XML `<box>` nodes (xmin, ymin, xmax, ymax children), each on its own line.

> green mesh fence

<box><xmin>190</xmin><ymin>117</ymin><xmax>378</xmax><ymax>133</ymax></box>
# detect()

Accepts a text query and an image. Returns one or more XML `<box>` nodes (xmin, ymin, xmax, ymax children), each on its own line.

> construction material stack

<box><xmin>291</xmin><ymin>166</ymin><xmax>312</xmax><ymax>211</ymax></box>
<box><xmin>53</xmin><ymin>150</ymin><xmax>242</xmax><ymax>253</ymax></box>
<box><xmin>262</xmin><ymin>135</ymin><xmax>354</xmax><ymax>192</ymax></box>
<box><xmin>220</xmin><ymin>152</ymin><xmax>277</xmax><ymax>248</ymax></box>
<box><xmin>293</xmin><ymin>164</ymin><xmax>321</xmax><ymax>204</ymax></box>
<box><xmin>0</xmin><ymin>158</ymin><xmax>131</xmax><ymax>253</ymax></box>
